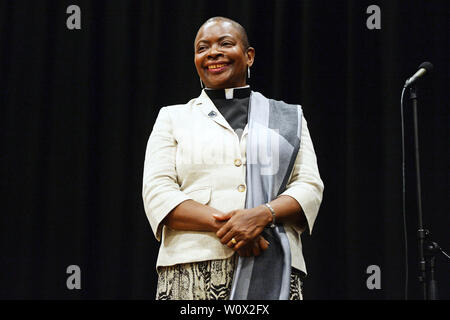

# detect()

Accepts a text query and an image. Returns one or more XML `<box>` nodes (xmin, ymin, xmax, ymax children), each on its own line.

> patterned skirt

<box><xmin>156</xmin><ymin>254</ymin><xmax>304</xmax><ymax>300</ymax></box>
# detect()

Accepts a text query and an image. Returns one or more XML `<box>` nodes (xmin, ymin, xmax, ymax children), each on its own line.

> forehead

<box><xmin>195</xmin><ymin>20</ymin><xmax>242</xmax><ymax>43</ymax></box>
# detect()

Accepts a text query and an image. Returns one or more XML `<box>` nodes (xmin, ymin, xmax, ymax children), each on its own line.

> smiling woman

<box><xmin>142</xmin><ymin>16</ymin><xmax>324</xmax><ymax>300</ymax></box>
<box><xmin>194</xmin><ymin>17</ymin><xmax>254</xmax><ymax>89</ymax></box>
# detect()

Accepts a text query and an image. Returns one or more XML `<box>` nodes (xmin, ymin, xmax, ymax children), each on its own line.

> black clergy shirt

<box><xmin>205</xmin><ymin>86</ymin><xmax>251</xmax><ymax>141</ymax></box>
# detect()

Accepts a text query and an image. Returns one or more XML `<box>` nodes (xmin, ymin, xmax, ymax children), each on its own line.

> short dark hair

<box><xmin>198</xmin><ymin>16</ymin><xmax>250</xmax><ymax>50</ymax></box>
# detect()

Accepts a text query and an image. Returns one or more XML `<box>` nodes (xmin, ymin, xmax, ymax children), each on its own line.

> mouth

<box><xmin>205</xmin><ymin>63</ymin><xmax>229</xmax><ymax>73</ymax></box>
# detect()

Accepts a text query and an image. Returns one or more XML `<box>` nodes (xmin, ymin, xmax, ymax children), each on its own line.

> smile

<box><xmin>207</xmin><ymin>64</ymin><xmax>228</xmax><ymax>72</ymax></box>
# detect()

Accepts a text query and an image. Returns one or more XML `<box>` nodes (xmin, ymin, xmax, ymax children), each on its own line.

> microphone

<box><xmin>404</xmin><ymin>62</ymin><xmax>433</xmax><ymax>88</ymax></box>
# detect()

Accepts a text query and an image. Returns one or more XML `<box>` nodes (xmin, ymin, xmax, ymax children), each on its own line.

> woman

<box><xmin>142</xmin><ymin>17</ymin><xmax>324</xmax><ymax>300</ymax></box>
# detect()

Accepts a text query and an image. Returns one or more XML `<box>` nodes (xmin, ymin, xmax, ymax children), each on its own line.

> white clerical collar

<box><xmin>205</xmin><ymin>85</ymin><xmax>250</xmax><ymax>100</ymax></box>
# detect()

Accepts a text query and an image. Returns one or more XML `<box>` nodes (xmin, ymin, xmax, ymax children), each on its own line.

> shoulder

<box><xmin>161</xmin><ymin>97</ymin><xmax>197</xmax><ymax>112</ymax></box>
<box><xmin>155</xmin><ymin>97</ymin><xmax>200</xmax><ymax>121</ymax></box>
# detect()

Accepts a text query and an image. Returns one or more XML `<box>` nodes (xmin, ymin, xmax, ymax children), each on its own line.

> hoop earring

<box><xmin>200</xmin><ymin>78</ymin><xmax>204</xmax><ymax>88</ymax></box>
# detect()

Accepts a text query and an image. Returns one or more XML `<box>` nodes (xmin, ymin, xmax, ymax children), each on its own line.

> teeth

<box><xmin>208</xmin><ymin>64</ymin><xmax>226</xmax><ymax>69</ymax></box>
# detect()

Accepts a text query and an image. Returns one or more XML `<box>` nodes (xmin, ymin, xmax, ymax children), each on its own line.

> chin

<box><xmin>203</xmin><ymin>72</ymin><xmax>235</xmax><ymax>89</ymax></box>
<box><xmin>205</xmin><ymin>81</ymin><xmax>229</xmax><ymax>89</ymax></box>
<box><xmin>205</xmin><ymin>78</ymin><xmax>238</xmax><ymax>89</ymax></box>
<box><xmin>209</xmin><ymin>84</ymin><xmax>228</xmax><ymax>89</ymax></box>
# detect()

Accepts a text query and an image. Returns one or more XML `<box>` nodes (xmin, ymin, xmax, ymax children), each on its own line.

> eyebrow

<box><xmin>196</xmin><ymin>35</ymin><xmax>236</xmax><ymax>46</ymax></box>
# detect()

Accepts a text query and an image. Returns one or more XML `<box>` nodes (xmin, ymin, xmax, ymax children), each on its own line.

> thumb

<box><xmin>213</xmin><ymin>211</ymin><xmax>233</xmax><ymax>221</ymax></box>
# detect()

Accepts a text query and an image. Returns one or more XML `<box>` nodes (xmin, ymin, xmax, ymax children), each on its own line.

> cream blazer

<box><xmin>142</xmin><ymin>90</ymin><xmax>324</xmax><ymax>274</ymax></box>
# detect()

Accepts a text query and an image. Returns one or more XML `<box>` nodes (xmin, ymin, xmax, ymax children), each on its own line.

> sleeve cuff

<box><xmin>146</xmin><ymin>191</ymin><xmax>193</xmax><ymax>241</ymax></box>
<box><xmin>279</xmin><ymin>187</ymin><xmax>321</xmax><ymax>235</ymax></box>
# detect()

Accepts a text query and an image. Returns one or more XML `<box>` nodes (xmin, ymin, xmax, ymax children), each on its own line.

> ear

<box><xmin>246</xmin><ymin>47</ymin><xmax>255</xmax><ymax>68</ymax></box>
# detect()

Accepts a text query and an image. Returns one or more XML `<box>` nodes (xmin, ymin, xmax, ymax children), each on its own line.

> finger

<box><xmin>225</xmin><ymin>232</ymin><xmax>241</xmax><ymax>248</ymax></box>
<box><xmin>234</xmin><ymin>239</ymin><xmax>247</xmax><ymax>251</ymax></box>
<box><xmin>220</xmin><ymin>228</ymin><xmax>236</xmax><ymax>245</ymax></box>
<box><xmin>252</xmin><ymin>241</ymin><xmax>261</xmax><ymax>256</ymax></box>
<box><xmin>258</xmin><ymin>236</ymin><xmax>270</xmax><ymax>251</ymax></box>
<box><xmin>227</xmin><ymin>237</ymin><xmax>239</xmax><ymax>248</ymax></box>
<box><xmin>216</xmin><ymin>223</ymin><xmax>232</xmax><ymax>239</ymax></box>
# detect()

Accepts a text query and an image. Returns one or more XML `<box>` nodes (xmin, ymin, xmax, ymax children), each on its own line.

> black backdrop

<box><xmin>0</xmin><ymin>0</ymin><xmax>448</xmax><ymax>300</ymax></box>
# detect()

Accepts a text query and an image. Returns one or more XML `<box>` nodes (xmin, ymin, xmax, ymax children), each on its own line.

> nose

<box><xmin>207</xmin><ymin>44</ymin><xmax>223</xmax><ymax>59</ymax></box>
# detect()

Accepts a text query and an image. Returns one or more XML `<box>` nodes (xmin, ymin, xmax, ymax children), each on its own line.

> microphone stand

<box><xmin>408</xmin><ymin>85</ymin><xmax>439</xmax><ymax>300</ymax></box>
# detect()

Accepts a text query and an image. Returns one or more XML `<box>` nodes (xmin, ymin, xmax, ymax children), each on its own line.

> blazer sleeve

<box><xmin>142</xmin><ymin>107</ymin><xmax>193</xmax><ymax>241</ymax></box>
<box><xmin>279</xmin><ymin>114</ymin><xmax>324</xmax><ymax>235</ymax></box>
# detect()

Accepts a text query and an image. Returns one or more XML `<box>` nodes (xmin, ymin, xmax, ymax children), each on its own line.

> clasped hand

<box><xmin>213</xmin><ymin>207</ymin><xmax>271</xmax><ymax>257</ymax></box>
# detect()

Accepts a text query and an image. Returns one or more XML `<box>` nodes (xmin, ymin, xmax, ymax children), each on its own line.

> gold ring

<box><xmin>231</xmin><ymin>238</ymin><xmax>237</xmax><ymax>245</ymax></box>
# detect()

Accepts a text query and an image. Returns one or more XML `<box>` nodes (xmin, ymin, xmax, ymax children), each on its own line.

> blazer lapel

<box><xmin>194</xmin><ymin>90</ymin><xmax>235</xmax><ymax>133</ymax></box>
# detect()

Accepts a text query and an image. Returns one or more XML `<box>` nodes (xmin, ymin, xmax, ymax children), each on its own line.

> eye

<box><xmin>197</xmin><ymin>45</ymin><xmax>207</xmax><ymax>52</ymax></box>
<box><xmin>221</xmin><ymin>41</ymin><xmax>233</xmax><ymax>47</ymax></box>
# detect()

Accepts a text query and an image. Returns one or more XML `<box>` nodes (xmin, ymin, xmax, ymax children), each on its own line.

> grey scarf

<box><xmin>229</xmin><ymin>91</ymin><xmax>303</xmax><ymax>300</ymax></box>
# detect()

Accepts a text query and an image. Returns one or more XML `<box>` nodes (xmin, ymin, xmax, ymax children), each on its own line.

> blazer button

<box><xmin>234</xmin><ymin>159</ymin><xmax>242</xmax><ymax>167</ymax></box>
<box><xmin>237</xmin><ymin>184</ymin><xmax>246</xmax><ymax>192</ymax></box>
